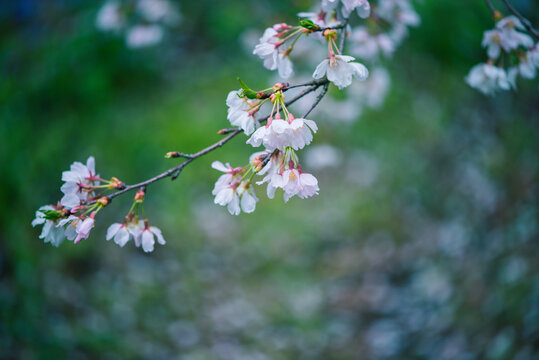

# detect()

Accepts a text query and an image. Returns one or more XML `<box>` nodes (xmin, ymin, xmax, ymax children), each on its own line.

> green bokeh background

<box><xmin>1</xmin><ymin>0</ymin><xmax>538</xmax><ymax>359</ymax></box>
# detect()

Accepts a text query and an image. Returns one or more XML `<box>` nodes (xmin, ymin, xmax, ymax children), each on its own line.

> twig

<box><xmin>339</xmin><ymin>16</ymin><xmax>350</xmax><ymax>52</ymax></box>
<box><xmin>317</xmin><ymin>24</ymin><xmax>347</xmax><ymax>31</ymax></box>
<box><xmin>501</xmin><ymin>0</ymin><xmax>539</xmax><ymax>39</ymax></box>
<box><xmin>303</xmin><ymin>83</ymin><xmax>329</xmax><ymax>118</ymax></box>
<box><xmin>484</xmin><ymin>0</ymin><xmax>497</xmax><ymax>16</ymax></box>
<box><xmin>86</xmin><ymin>80</ymin><xmax>330</xmax><ymax>205</ymax></box>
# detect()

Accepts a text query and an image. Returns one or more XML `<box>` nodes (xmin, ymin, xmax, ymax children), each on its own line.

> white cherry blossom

<box><xmin>281</xmin><ymin>169</ymin><xmax>320</xmax><ymax>202</ymax></box>
<box><xmin>482</xmin><ymin>18</ymin><xmax>534</xmax><ymax>60</ymax></box>
<box><xmin>61</xmin><ymin>156</ymin><xmax>98</xmax><ymax>208</ymax></box>
<box><xmin>140</xmin><ymin>226</ymin><xmax>165</xmax><ymax>253</ymax></box>
<box><xmin>126</xmin><ymin>25</ymin><xmax>164</xmax><ymax>48</ymax></box>
<box><xmin>313</xmin><ymin>54</ymin><xmax>369</xmax><ymax>89</ymax></box>
<box><xmin>212</xmin><ymin>161</ymin><xmax>258</xmax><ymax>215</ymax></box>
<box><xmin>226</xmin><ymin>90</ymin><xmax>258</xmax><ymax>135</ymax></box>
<box><xmin>349</xmin><ymin>27</ymin><xmax>395</xmax><ymax>60</ymax></box>
<box><xmin>253</xmin><ymin>26</ymin><xmax>294</xmax><ymax>79</ymax></box>
<box><xmin>466</xmin><ymin>63</ymin><xmax>511</xmax><ymax>95</ymax></box>
<box><xmin>247</xmin><ymin>115</ymin><xmax>318</xmax><ymax>151</ymax></box>
<box><xmin>75</xmin><ymin>218</ymin><xmax>95</xmax><ymax>244</ymax></box>
<box><xmin>137</xmin><ymin>0</ymin><xmax>180</xmax><ymax>25</ymax></box>
<box><xmin>265</xmin><ymin>168</ymin><xmax>320</xmax><ymax>202</ymax></box>
<box><xmin>211</xmin><ymin>161</ymin><xmax>243</xmax><ymax>195</ymax></box>
<box><xmin>376</xmin><ymin>0</ymin><xmax>420</xmax><ymax>44</ymax></box>
<box><xmin>322</xmin><ymin>0</ymin><xmax>370</xmax><ymax>18</ymax></box>
<box><xmin>106</xmin><ymin>222</ymin><xmax>131</xmax><ymax>247</ymax></box>
<box><xmin>32</xmin><ymin>206</ymin><xmax>66</xmax><ymax>247</ymax></box>
<box><xmin>96</xmin><ymin>1</ymin><xmax>125</xmax><ymax>32</ymax></box>
<box><xmin>298</xmin><ymin>10</ymin><xmax>342</xmax><ymax>28</ymax></box>
<box><xmin>58</xmin><ymin>215</ymin><xmax>95</xmax><ymax>244</ymax></box>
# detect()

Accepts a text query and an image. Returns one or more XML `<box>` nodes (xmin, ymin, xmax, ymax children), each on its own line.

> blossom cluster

<box><xmin>467</xmin><ymin>15</ymin><xmax>539</xmax><ymax>95</ymax></box>
<box><xmin>35</xmin><ymin>0</ymin><xmax>422</xmax><ymax>248</ymax></box>
<box><xmin>96</xmin><ymin>0</ymin><xmax>180</xmax><ymax>48</ymax></box>
<box><xmin>214</xmin><ymin>1</ymin><xmax>420</xmax><ymax>215</ymax></box>
<box><xmin>215</xmin><ymin>88</ymin><xmax>322</xmax><ymax>215</ymax></box>
<box><xmin>33</xmin><ymin>158</ymin><xmax>165</xmax><ymax>252</ymax></box>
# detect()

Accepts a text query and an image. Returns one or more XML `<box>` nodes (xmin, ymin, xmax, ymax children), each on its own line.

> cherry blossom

<box><xmin>96</xmin><ymin>1</ymin><xmax>124</xmax><ymax>32</ymax></box>
<box><xmin>482</xmin><ymin>18</ymin><xmax>533</xmax><ymax>60</ymax></box>
<box><xmin>226</xmin><ymin>90</ymin><xmax>259</xmax><ymax>135</ymax></box>
<box><xmin>247</xmin><ymin>114</ymin><xmax>318</xmax><ymax>151</ymax></box>
<box><xmin>322</xmin><ymin>0</ymin><xmax>370</xmax><ymax>18</ymax></box>
<box><xmin>58</xmin><ymin>215</ymin><xmax>95</xmax><ymax>244</ymax></box>
<box><xmin>139</xmin><ymin>225</ymin><xmax>166</xmax><ymax>253</ymax></box>
<box><xmin>261</xmin><ymin>164</ymin><xmax>320</xmax><ymax>202</ymax></box>
<box><xmin>75</xmin><ymin>218</ymin><xmax>95</xmax><ymax>244</ymax></box>
<box><xmin>297</xmin><ymin>10</ymin><xmax>341</xmax><ymax>28</ymax></box>
<box><xmin>61</xmin><ymin>156</ymin><xmax>98</xmax><ymax>208</ymax></box>
<box><xmin>313</xmin><ymin>54</ymin><xmax>369</xmax><ymax>89</ymax></box>
<box><xmin>126</xmin><ymin>25</ymin><xmax>164</xmax><ymax>48</ymax></box>
<box><xmin>32</xmin><ymin>206</ymin><xmax>66</xmax><ymax>247</ymax></box>
<box><xmin>137</xmin><ymin>0</ymin><xmax>180</xmax><ymax>25</ymax></box>
<box><xmin>253</xmin><ymin>25</ymin><xmax>295</xmax><ymax>79</ymax></box>
<box><xmin>376</xmin><ymin>0</ymin><xmax>420</xmax><ymax>43</ymax></box>
<box><xmin>255</xmin><ymin>149</ymin><xmax>319</xmax><ymax>202</ymax></box>
<box><xmin>106</xmin><ymin>222</ymin><xmax>131</xmax><ymax>247</ymax></box>
<box><xmin>349</xmin><ymin>27</ymin><xmax>395</xmax><ymax>60</ymax></box>
<box><xmin>466</xmin><ymin>63</ymin><xmax>511</xmax><ymax>95</ymax></box>
<box><xmin>281</xmin><ymin>169</ymin><xmax>320</xmax><ymax>202</ymax></box>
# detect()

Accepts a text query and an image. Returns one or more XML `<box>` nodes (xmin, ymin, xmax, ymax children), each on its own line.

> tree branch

<box><xmin>84</xmin><ymin>15</ymin><xmax>360</xmax><ymax>206</ymax></box>
<box><xmin>86</xmin><ymin>79</ymin><xmax>330</xmax><ymax>205</ymax></box>
<box><xmin>303</xmin><ymin>83</ymin><xmax>329</xmax><ymax>118</ymax></box>
<box><xmin>484</xmin><ymin>0</ymin><xmax>497</xmax><ymax>16</ymax></box>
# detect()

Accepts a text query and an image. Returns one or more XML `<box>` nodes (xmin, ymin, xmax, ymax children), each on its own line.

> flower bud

<box><xmin>273</xmin><ymin>82</ymin><xmax>287</xmax><ymax>91</ymax></box>
<box><xmin>109</xmin><ymin>177</ymin><xmax>125</xmax><ymax>189</ymax></box>
<box><xmin>97</xmin><ymin>196</ymin><xmax>110</xmax><ymax>207</ymax></box>
<box><xmin>323</xmin><ymin>29</ymin><xmax>337</xmax><ymax>40</ymax></box>
<box><xmin>135</xmin><ymin>188</ymin><xmax>145</xmax><ymax>203</ymax></box>
<box><xmin>165</xmin><ymin>151</ymin><xmax>180</xmax><ymax>159</ymax></box>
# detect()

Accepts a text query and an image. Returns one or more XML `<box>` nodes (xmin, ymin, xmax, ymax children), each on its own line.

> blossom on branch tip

<box><xmin>253</xmin><ymin>26</ymin><xmax>294</xmax><ymax>79</ymax></box>
<box><xmin>313</xmin><ymin>55</ymin><xmax>369</xmax><ymax>89</ymax></box>
<box><xmin>482</xmin><ymin>18</ymin><xmax>533</xmax><ymax>60</ymax></box>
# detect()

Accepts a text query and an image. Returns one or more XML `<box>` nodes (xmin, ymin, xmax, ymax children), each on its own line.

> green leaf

<box><xmin>299</xmin><ymin>19</ymin><xmax>319</xmax><ymax>31</ymax></box>
<box><xmin>43</xmin><ymin>210</ymin><xmax>62</xmax><ymax>220</ymax></box>
<box><xmin>237</xmin><ymin>77</ymin><xmax>258</xmax><ymax>99</ymax></box>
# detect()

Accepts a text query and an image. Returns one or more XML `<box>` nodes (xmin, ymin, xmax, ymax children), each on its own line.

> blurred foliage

<box><xmin>1</xmin><ymin>0</ymin><xmax>539</xmax><ymax>359</ymax></box>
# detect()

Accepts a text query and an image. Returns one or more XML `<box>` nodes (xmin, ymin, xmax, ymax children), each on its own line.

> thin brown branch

<box><xmin>484</xmin><ymin>0</ymin><xmax>497</xmax><ymax>16</ymax></box>
<box><xmin>86</xmin><ymin>79</ymin><xmax>330</xmax><ymax>205</ymax></box>
<box><xmin>303</xmin><ymin>83</ymin><xmax>329</xmax><ymax>118</ymax></box>
<box><xmin>501</xmin><ymin>0</ymin><xmax>539</xmax><ymax>38</ymax></box>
